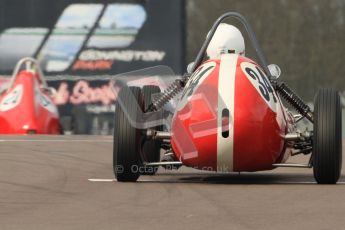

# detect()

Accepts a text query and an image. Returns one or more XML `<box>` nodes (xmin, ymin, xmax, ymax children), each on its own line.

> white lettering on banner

<box><xmin>79</xmin><ymin>49</ymin><xmax>166</xmax><ymax>62</ymax></box>
<box><xmin>86</xmin><ymin>104</ymin><xmax>116</xmax><ymax>114</ymax></box>
<box><xmin>53</xmin><ymin>81</ymin><xmax>120</xmax><ymax>106</ymax></box>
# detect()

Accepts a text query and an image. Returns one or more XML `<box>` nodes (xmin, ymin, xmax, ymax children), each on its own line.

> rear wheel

<box><xmin>313</xmin><ymin>88</ymin><xmax>342</xmax><ymax>184</ymax></box>
<box><xmin>113</xmin><ymin>87</ymin><xmax>143</xmax><ymax>182</ymax></box>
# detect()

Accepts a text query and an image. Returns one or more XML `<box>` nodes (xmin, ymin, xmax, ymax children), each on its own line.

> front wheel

<box><xmin>113</xmin><ymin>87</ymin><xmax>143</xmax><ymax>182</ymax></box>
<box><xmin>313</xmin><ymin>88</ymin><xmax>342</xmax><ymax>184</ymax></box>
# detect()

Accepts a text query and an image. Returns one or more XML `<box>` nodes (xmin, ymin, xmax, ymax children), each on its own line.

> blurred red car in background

<box><xmin>0</xmin><ymin>57</ymin><xmax>62</xmax><ymax>134</ymax></box>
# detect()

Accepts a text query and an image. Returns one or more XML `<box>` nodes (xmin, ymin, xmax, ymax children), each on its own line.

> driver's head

<box><xmin>206</xmin><ymin>23</ymin><xmax>245</xmax><ymax>59</ymax></box>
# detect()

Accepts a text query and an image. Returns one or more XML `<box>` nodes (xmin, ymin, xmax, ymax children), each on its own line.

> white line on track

<box><xmin>88</xmin><ymin>179</ymin><xmax>116</xmax><ymax>182</ymax></box>
<box><xmin>0</xmin><ymin>139</ymin><xmax>112</xmax><ymax>142</ymax></box>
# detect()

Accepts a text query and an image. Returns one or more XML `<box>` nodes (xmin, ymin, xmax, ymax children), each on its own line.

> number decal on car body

<box><xmin>177</xmin><ymin>61</ymin><xmax>216</xmax><ymax>111</ymax></box>
<box><xmin>241</xmin><ymin>62</ymin><xmax>278</xmax><ymax>112</ymax></box>
<box><xmin>0</xmin><ymin>84</ymin><xmax>23</xmax><ymax>112</ymax></box>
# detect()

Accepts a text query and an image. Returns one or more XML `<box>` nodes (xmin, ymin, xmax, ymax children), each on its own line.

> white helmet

<box><xmin>206</xmin><ymin>23</ymin><xmax>245</xmax><ymax>59</ymax></box>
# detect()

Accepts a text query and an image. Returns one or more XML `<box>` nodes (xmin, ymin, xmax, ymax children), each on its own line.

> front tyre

<box><xmin>113</xmin><ymin>87</ymin><xmax>143</xmax><ymax>182</ymax></box>
<box><xmin>313</xmin><ymin>88</ymin><xmax>342</xmax><ymax>184</ymax></box>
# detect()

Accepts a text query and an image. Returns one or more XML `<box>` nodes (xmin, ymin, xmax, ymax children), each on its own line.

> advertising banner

<box><xmin>0</xmin><ymin>0</ymin><xmax>186</xmax><ymax>134</ymax></box>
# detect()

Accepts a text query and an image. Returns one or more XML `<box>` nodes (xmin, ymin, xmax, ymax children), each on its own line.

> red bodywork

<box><xmin>0</xmin><ymin>70</ymin><xmax>61</xmax><ymax>134</ymax></box>
<box><xmin>171</xmin><ymin>54</ymin><xmax>295</xmax><ymax>172</ymax></box>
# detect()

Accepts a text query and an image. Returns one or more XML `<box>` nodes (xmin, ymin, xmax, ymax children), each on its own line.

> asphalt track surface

<box><xmin>1</xmin><ymin>135</ymin><xmax>345</xmax><ymax>230</ymax></box>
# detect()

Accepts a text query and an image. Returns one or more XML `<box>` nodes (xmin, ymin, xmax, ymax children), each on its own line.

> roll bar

<box><xmin>7</xmin><ymin>57</ymin><xmax>48</xmax><ymax>93</ymax></box>
<box><xmin>190</xmin><ymin>12</ymin><xmax>271</xmax><ymax>77</ymax></box>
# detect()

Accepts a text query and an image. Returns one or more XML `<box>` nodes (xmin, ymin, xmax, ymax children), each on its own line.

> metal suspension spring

<box><xmin>147</xmin><ymin>74</ymin><xmax>190</xmax><ymax>112</ymax></box>
<box><xmin>275</xmin><ymin>82</ymin><xmax>313</xmax><ymax>122</ymax></box>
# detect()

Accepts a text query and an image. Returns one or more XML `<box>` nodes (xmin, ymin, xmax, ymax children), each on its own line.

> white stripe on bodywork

<box><xmin>217</xmin><ymin>54</ymin><xmax>238</xmax><ymax>172</ymax></box>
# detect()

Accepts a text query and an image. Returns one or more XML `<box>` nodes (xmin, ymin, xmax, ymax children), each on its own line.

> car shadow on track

<box><xmin>138</xmin><ymin>172</ymin><xmax>345</xmax><ymax>185</ymax></box>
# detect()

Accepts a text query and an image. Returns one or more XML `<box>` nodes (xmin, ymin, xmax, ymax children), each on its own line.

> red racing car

<box><xmin>113</xmin><ymin>12</ymin><xmax>342</xmax><ymax>184</ymax></box>
<box><xmin>0</xmin><ymin>57</ymin><xmax>61</xmax><ymax>134</ymax></box>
